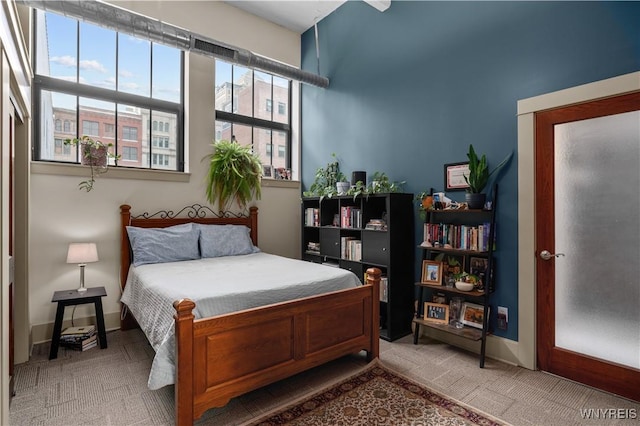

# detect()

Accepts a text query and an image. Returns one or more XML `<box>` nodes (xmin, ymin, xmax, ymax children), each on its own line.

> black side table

<box><xmin>49</xmin><ymin>286</ymin><xmax>108</xmax><ymax>360</ymax></box>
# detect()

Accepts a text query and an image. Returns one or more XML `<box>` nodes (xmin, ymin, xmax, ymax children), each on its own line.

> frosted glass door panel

<box><xmin>554</xmin><ymin>111</ymin><xmax>640</xmax><ymax>369</ymax></box>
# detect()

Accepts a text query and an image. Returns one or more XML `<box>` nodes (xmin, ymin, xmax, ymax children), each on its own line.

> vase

<box><xmin>336</xmin><ymin>181</ymin><xmax>350</xmax><ymax>195</ymax></box>
<box><xmin>465</xmin><ymin>193</ymin><xmax>486</xmax><ymax>210</ymax></box>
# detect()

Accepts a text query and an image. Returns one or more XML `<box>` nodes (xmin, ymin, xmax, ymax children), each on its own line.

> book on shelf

<box><xmin>379</xmin><ymin>276</ymin><xmax>389</xmax><ymax>302</ymax></box>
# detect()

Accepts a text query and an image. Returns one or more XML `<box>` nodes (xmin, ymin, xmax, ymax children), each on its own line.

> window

<box><xmin>55</xmin><ymin>120</ymin><xmax>62</xmax><ymax>131</ymax></box>
<box><xmin>123</xmin><ymin>126</ymin><xmax>138</xmax><ymax>140</ymax></box>
<box><xmin>34</xmin><ymin>10</ymin><xmax>184</xmax><ymax>170</ymax></box>
<box><xmin>215</xmin><ymin>60</ymin><xmax>292</xmax><ymax>169</ymax></box>
<box><xmin>122</xmin><ymin>146</ymin><xmax>138</xmax><ymax>161</ymax></box>
<box><xmin>278</xmin><ymin>145</ymin><xmax>286</xmax><ymax>158</ymax></box>
<box><xmin>278</xmin><ymin>102</ymin><xmax>286</xmax><ymax>115</ymax></box>
<box><xmin>54</xmin><ymin>138</ymin><xmax>63</xmax><ymax>154</ymax></box>
<box><xmin>82</xmin><ymin>120</ymin><xmax>99</xmax><ymax>136</ymax></box>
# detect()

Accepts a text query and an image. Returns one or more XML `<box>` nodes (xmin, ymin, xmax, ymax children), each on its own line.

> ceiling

<box><xmin>224</xmin><ymin>1</ymin><xmax>346</xmax><ymax>34</ymax></box>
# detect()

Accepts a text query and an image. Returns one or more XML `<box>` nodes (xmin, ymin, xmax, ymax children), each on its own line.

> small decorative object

<box><xmin>205</xmin><ymin>139</ymin><xmax>262</xmax><ymax>211</ymax></box>
<box><xmin>463</xmin><ymin>144</ymin><xmax>512</xmax><ymax>209</ymax></box>
<box><xmin>421</xmin><ymin>260</ymin><xmax>442</xmax><ymax>284</ymax></box>
<box><xmin>64</xmin><ymin>135</ymin><xmax>120</xmax><ymax>192</ymax></box>
<box><xmin>424</xmin><ymin>302</ymin><xmax>449</xmax><ymax>324</ymax></box>
<box><xmin>449</xmin><ymin>297</ymin><xmax>464</xmax><ymax>328</ymax></box>
<box><xmin>274</xmin><ymin>167</ymin><xmax>291</xmax><ymax>180</ymax></box>
<box><xmin>66</xmin><ymin>242</ymin><xmax>99</xmax><ymax>293</ymax></box>
<box><xmin>461</xmin><ymin>302</ymin><xmax>488</xmax><ymax>329</ymax></box>
<box><xmin>262</xmin><ymin>164</ymin><xmax>274</xmax><ymax>178</ymax></box>
<box><xmin>455</xmin><ymin>281</ymin><xmax>474</xmax><ymax>292</ymax></box>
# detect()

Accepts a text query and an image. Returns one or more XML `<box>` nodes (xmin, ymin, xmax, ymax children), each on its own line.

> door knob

<box><xmin>540</xmin><ymin>250</ymin><xmax>565</xmax><ymax>260</ymax></box>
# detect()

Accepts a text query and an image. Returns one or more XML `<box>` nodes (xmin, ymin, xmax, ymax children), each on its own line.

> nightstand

<box><xmin>49</xmin><ymin>286</ymin><xmax>108</xmax><ymax>360</ymax></box>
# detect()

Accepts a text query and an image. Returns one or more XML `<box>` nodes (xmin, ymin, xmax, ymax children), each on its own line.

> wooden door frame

<box><xmin>516</xmin><ymin>71</ymin><xmax>640</xmax><ymax>371</ymax></box>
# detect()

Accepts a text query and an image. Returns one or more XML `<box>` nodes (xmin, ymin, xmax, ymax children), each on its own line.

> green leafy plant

<box><xmin>415</xmin><ymin>191</ymin><xmax>433</xmax><ymax>220</ymax></box>
<box><xmin>346</xmin><ymin>180</ymin><xmax>369</xmax><ymax>201</ymax></box>
<box><xmin>368</xmin><ymin>171</ymin><xmax>405</xmax><ymax>194</ymax></box>
<box><xmin>303</xmin><ymin>153</ymin><xmax>344</xmax><ymax>200</ymax></box>
<box><xmin>64</xmin><ymin>135</ymin><xmax>120</xmax><ymax>192</ymax></box>
<box><xmin>464</xmin><ymin>144</ymin><xmax>512</xmax><ymax>194</ymax></box>
<box><xmin>204</xmin><ymin>139</ymin><xmax>262</xmax><ymax>211</ymax></box>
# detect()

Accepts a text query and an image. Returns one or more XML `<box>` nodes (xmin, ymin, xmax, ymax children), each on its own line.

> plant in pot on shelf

<box><xmin>415</xmin><ymin>191</ymin><xmax>434</xmax><ymax>220</ymax></box>
<box><xmin>64</xmin><ymin>135</ymin><xmax>120</xmax><ymax>192</ymax></box>
<box><xmin>204</xmin><ymin>139</ymin><xmax>262</xmax><ymax>211</ymax></box>
<box><xmin>368</xmin><ymin>171</ymin><xmax>405</xmax><ymax>194</ymax></box>
<box><xmin>463</xmin><ymin>144</ymin><xmax>512</xmax><ymax>209</ymax></box>
<box><xmin>303</xmin><ymin>153</ymin><xmax>344</xmax><ymax>201</ymax></box>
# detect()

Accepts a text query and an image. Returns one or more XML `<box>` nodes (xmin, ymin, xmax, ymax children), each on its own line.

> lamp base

<box><xmin>77</xmin><ymin>287</ymin><xmax>88</xmax><ymax>293</ymax></box>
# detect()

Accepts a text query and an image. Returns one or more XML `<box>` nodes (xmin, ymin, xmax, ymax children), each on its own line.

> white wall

<box><xmin>28</xmin><ymin>1</ymin><xmax>302</xmax><ymax>340</ymax></box>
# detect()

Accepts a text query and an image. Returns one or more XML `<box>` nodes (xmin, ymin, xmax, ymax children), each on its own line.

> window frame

<box><xmin>215</xmin><ymin>60</ymin><xmax>292</xmax><ymax>170</ymax></box>
<box><xmin>32</xmin><ymin>10</ymin><xmax>185</xmax><ymax>172</ymax></box>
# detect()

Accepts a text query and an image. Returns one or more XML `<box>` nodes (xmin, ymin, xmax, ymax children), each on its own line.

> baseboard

<box><xmin>419</xmin><ymin>327</ymin><xmax>525</xmax><ymax>368</ymax></box>
<box><xmin>30</xmin><ymin>311</ymin><xmax>121</xmax><ymax>345</ymax></box>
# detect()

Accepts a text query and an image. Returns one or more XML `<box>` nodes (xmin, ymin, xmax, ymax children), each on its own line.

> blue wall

<box><xmin>300</xmin><ymin>1</ymin><xmax>640</xmax><ymax>341</ymax></box>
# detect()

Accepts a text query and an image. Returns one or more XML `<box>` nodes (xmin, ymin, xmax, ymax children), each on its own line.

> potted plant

<box><xmin>204</xmin><ymin>139</ymin><xmax>262</xmax><ymax>211</ymax></box>
<box><xmin>415</xmin><ymin>191</ymin><xmax>433</xmax><ymax>220</ymax></box>
<box><xmin>64</xmin><ymin>135</ymin><xmax>120</xmax><ymax>192</ymax></box>
<box><xmin>303</xmin><ymin>153</ymin><xmax>343</xmax><ymax>200</ymax></box>
<box><xmin>368</xmin><ymin>171</ymin><xmax>405</xmax><ymax>194</ymax></box>
<box><xmin>463</xmin><ymin>144</ymin><xmax>512</xmax><ymax>209</ymax></box>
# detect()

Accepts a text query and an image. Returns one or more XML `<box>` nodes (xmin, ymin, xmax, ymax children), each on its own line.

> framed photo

<box><xmin>421</xmin><ymin>260</ymin><xmax>442</xmax><ymax>285</ymax></box>
<box><xmin>441</xmin><ymin>254</ymin><xmax>465</xmax><ymax>284</ymax></box>
<box><xmin>444</xmin><ymin>162</ymin><xmax>470</xmax><ymax>191</ymax></box>
<box><xmin>262</xmin><ymin>164</ymin><xmax>274</xmax><ymax>178</ymax></box>
<box><xmin>424</xmin><ymin>302</ymin><xmax>449</xmax><ymax>324</ymax></box>
<box><xmin>461</xmin><ymin>302</ymin><xmax>488</xmax><ymax>329</ymax></box>
<box><xmin>469</xmin><ymin>256</ymin><xmax>494</xmax><ymax>292</ymax></box>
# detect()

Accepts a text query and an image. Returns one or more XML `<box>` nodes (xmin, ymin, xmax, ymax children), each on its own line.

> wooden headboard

<box><xmin>119</xmin><ymin>203</ymin><xmax>258</xmax><ymax>293</ymax></box>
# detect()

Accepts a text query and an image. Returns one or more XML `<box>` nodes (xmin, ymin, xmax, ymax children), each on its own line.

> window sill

<box><xmin>260</xmin><ymin>179</ymin><xmax>300</xmax><ymax>189</ymax></box>
<box><xmin>31</xmin><ymin>161</ymin><xmax>191</xmax><ymax>183</ymax></box>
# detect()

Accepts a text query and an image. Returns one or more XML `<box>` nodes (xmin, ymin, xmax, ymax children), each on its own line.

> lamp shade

<box><xmin>66</xmin><ymin>243</ymin><xmax>99</xmax><ymax>264</ymax></box>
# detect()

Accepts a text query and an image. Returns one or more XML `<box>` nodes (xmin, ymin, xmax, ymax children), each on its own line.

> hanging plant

<box><xmin>64</xmin><ymin>135</ymin><xmax>120</xmax><ymax>192</ymax></box>
<box><xmin>204</xmin><ymin>139</ymin><xmax>262</xmax><ymax>211</ymax></box>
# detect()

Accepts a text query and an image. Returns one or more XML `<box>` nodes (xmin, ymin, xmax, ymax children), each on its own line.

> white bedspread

<box><xmin>120</xmin><ymin>252</ymin><xmax>361</xmax><ymax>389</ymax></box>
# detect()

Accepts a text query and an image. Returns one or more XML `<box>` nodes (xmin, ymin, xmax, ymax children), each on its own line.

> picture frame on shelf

<box><xmin>262</xmin><ymin>164</ymin><xmax>274</xmax><ymax>178</ymax></box>
<box><xmin>441</xmin><ymin>254</ymin><xmax>465</xmax><ymax>285</ymax></box>
<box><xmin>421</xmin><ymin>260</ymin><xmax>442</xmax><ymax>285</ymax></box>
<box><xmin>424</xmin><ymin>302</ymin><xmax>449</xmax><ymax>324</ymax></box>
<box><xmin>469</xmin><ymin>256</ymin><xmax>494</xmax><ymax>292</ymax></box>
<box><xmin>461</xmin><ymin>302</ymin><xmax>488</xmax><ymax>329</ymax></box>
<box><xmin>444</xmin><ymin>162</ymin><xmax>470</xmax><ymax>191</ymax></box>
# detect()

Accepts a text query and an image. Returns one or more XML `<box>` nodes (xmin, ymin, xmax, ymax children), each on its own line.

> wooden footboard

<box><xmin>173</xmin><ymin>268</ymin><xmax>381</xmax><ymax>425</ymax></box>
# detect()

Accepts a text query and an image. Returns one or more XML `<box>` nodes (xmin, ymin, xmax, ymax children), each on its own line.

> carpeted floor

<box><xmin>9</xmin><ymin>328</ymin><xmax>640</xmax><ymax>425</ymax></box>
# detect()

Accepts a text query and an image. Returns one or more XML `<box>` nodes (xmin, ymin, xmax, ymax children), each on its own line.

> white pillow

<box><xmin>126</xmin><ymin>223</ymin><xmax>200</xmax><ymax>266</ymax></box>
<box><xmin>197</xmin><ymin>224</ymin><xmax>260</xmax><ymax>258</ymax></box>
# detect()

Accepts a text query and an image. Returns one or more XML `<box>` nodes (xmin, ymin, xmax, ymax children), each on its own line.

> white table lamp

<box><xmin>66</xmin><ymin>243</ymin><xmax>99</xmax><ymax>293</ymax></box>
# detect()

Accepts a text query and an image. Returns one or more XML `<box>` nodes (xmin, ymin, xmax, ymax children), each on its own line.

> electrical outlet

<box><xmin>497</xmin><ymin>306</ymin><xmax>508</xmax><ymax>330</ymax></box>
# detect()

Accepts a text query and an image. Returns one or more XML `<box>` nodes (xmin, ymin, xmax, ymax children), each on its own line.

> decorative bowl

<box><xmin>455</xmin><ymin>281</ymin><xmax>474</xmax><ymax>292</ymax></box>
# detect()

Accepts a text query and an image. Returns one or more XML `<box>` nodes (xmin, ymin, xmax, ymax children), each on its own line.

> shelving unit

<box><xmin>413</xmin><ymin>185</ymin><xmax>498</xmax><ymax>367</ymax></box>
<box><xmin>302</xmin><ymin>193</ymin><xmax>414</xmax><ymax>341</ymax></box>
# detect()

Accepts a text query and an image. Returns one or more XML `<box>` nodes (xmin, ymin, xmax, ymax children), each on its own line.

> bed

<box><xmin>119</xmin><ymin>204</ymin><xmax>380</xmax><ymax>425</ymax></box>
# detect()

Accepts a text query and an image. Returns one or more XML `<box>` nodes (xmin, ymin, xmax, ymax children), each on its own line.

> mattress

<box><xmin>120</xmin><ymin>252</ymin><xmax>361</xmax><ymax>389</ymax></box>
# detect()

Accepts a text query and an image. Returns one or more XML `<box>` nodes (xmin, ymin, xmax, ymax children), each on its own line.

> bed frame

<box><xmin>119</xmin><ymin>204</ymin><xmax>380</xmax><ymax>426</ymax></box>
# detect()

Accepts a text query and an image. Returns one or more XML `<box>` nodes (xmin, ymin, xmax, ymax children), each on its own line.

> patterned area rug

<box><xmin>247</xmin><ymin>360</ymin><xmax>507</xmax><ymax>426</ymax></box>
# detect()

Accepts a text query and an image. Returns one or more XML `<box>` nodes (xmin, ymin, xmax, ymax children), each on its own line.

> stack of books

<box><xmin>60</xmin><ymin>325</ymin><xmax>97</xmax><ymax>352</ymax></box>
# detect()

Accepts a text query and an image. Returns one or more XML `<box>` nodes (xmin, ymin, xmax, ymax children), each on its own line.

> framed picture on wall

<box><xmin>444</xmin><ymin>162</ymin><xmax>470</xmax><ymax>191</ymax></box>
